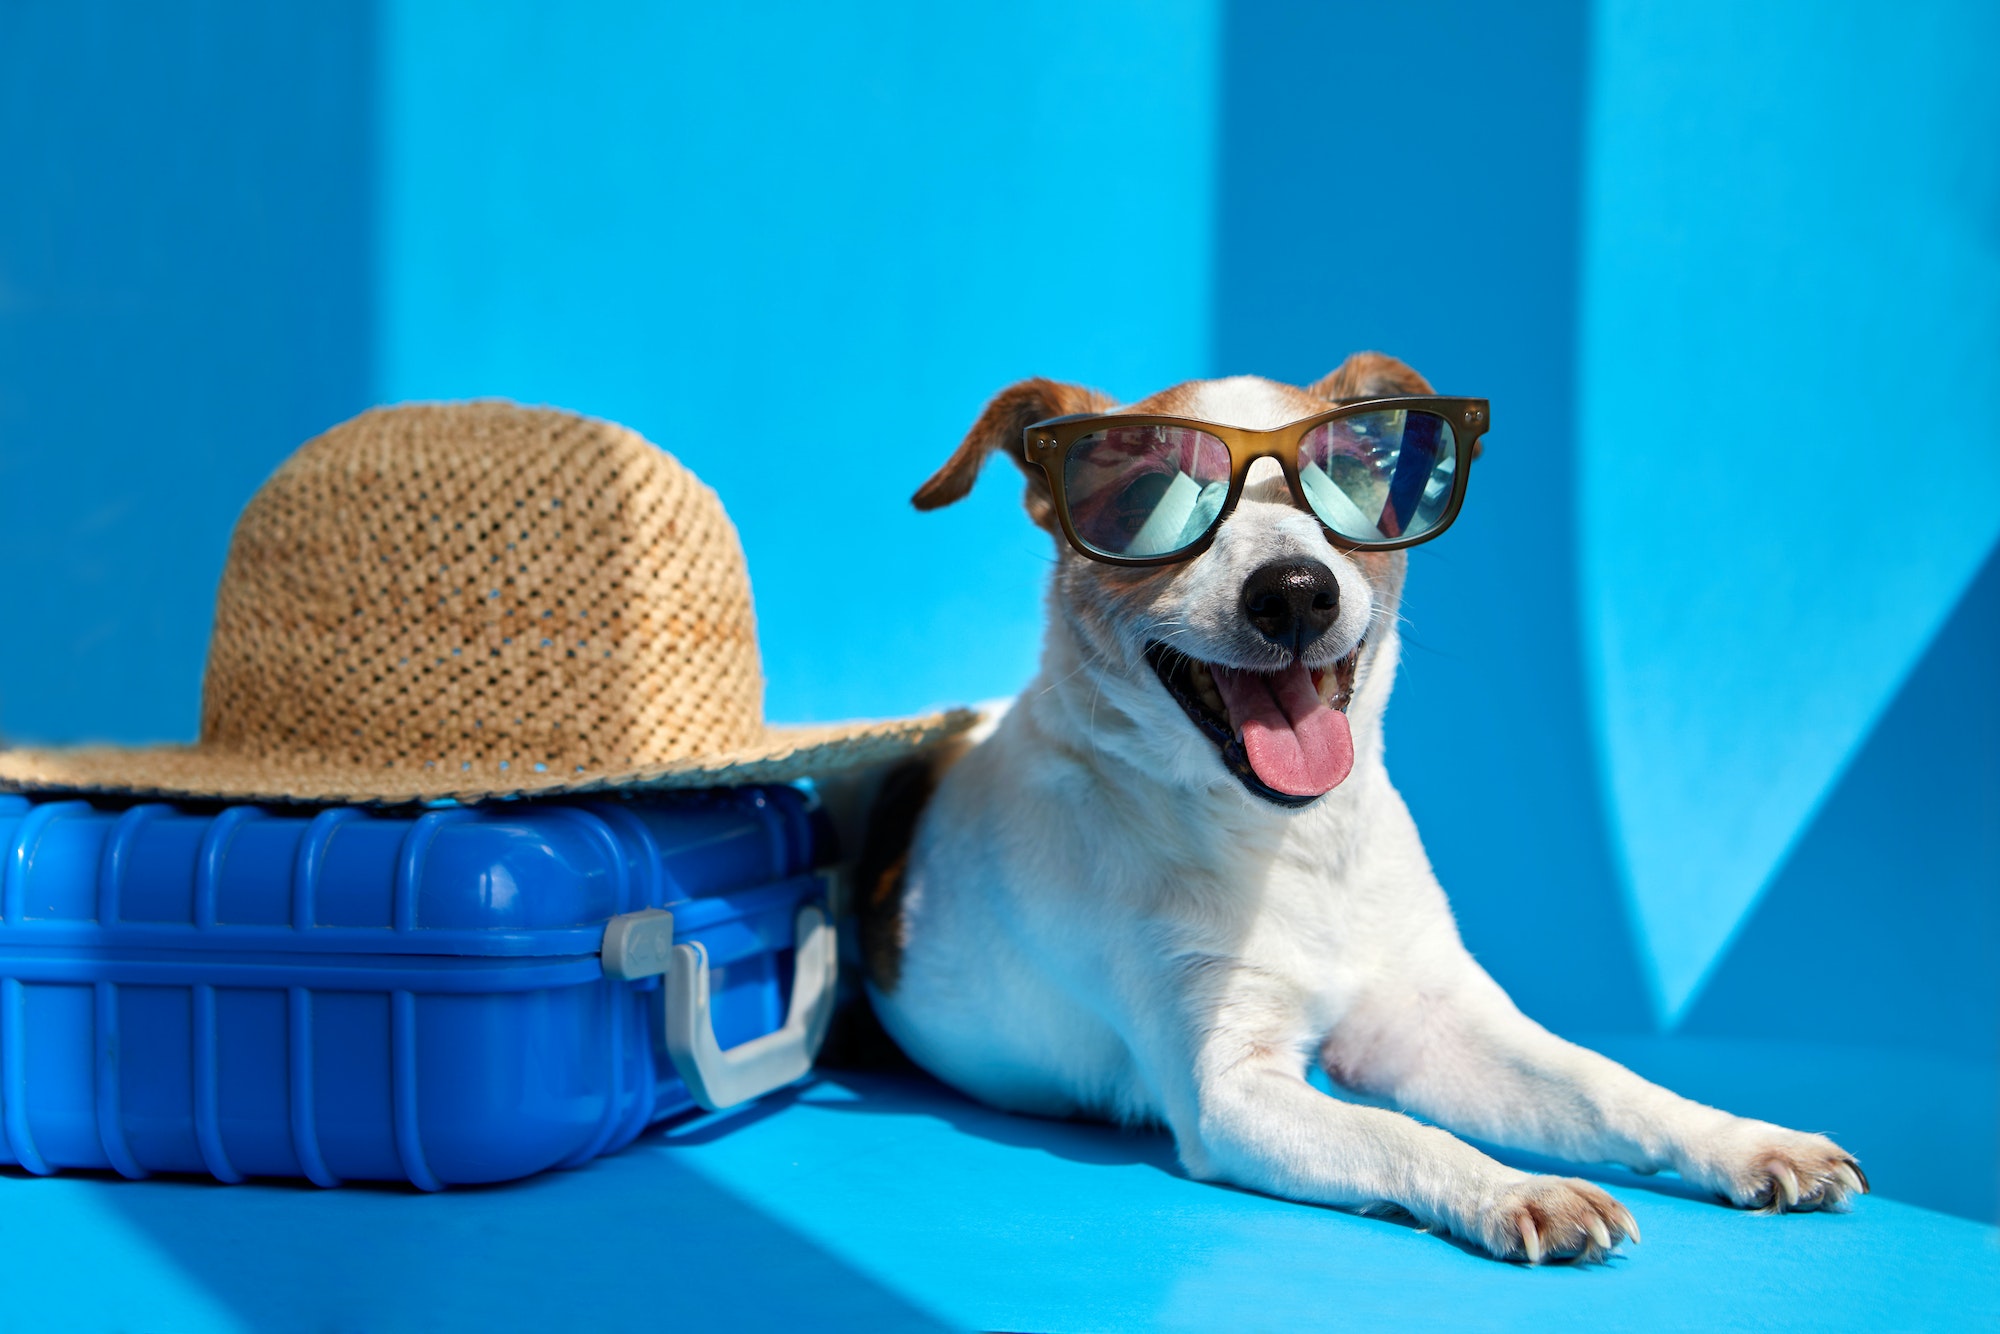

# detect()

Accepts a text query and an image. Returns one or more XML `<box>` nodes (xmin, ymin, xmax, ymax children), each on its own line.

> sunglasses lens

<box><xmin>1063</xmin><ymin>425</ymin><xmax>1232</xmax><ymax>559</ymax></box>
<box><xmin>1299</xmin><ymin>410</ymin><xmax>1458</xmax><ymax>544</ymax></box>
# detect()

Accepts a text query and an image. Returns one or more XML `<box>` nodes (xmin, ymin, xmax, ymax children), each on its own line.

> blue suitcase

<box><xmin>0</xmin><ymin>786</ymin><xmax>837</xmax><ymax>1188</ymax></box>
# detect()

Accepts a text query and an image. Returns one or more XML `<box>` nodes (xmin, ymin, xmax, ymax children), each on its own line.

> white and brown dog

<box><xmin>859</xmin><ymin>353</ymin><xmax>1866</xmax><ymax>1263</ymax></box>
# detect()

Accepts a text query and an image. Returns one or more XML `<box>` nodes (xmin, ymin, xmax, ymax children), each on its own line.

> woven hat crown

<box><xmin>200</xmin><ymin>402</ymin><xmax>764</xmax><ymax>782</ymax></box>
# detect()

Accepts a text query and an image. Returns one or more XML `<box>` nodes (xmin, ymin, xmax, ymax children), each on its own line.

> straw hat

<box><xmin>0</xmin><ymin>401</ymin><xmax>975</xmax><ymax>805</ymax></box>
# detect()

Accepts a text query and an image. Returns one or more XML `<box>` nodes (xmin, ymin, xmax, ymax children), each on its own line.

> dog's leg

<box><xmin>1320</xmin><ymin>957</ymin><xmax>1868</xmax><ymax>1216</ymax></box>
<box><xmin>1130</xmin><ymin>973</ymin><xmax>1637</xmax><ymax>1263</ymax></box>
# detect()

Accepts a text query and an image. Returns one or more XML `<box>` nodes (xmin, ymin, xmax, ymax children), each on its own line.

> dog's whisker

<box><xmin>1036</xmin><ymin>663</ymin><xmax>1093</xmax><ymax>699</ymax></box>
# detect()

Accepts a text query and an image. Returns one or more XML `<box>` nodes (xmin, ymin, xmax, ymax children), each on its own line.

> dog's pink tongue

<box><xmin>1212</xmin><ymin>662</ymin><xmax>1354</xmax><ymax>797</ymax></box>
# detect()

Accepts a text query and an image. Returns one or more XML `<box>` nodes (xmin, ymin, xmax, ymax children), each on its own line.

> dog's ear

<box><xmin>1308</xmin><ymin>352</ymin><xmax>1479</xmax><ymax>459</ymax></box>
<box><xmin>913</xmin><ymin>377</ymin><xmax>1113</xmax><ymax>530</ymax></box>
<box><xmin>1308</xmin><ymin>351</ymin><xmax>1435</xmax><ymax>402</ymax></box>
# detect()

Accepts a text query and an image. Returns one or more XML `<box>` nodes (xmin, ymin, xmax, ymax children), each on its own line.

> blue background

<box><xmin>1</xmin><ymin>1</ymin><xmax>1995</xmax><ymax>1320</ymax></box>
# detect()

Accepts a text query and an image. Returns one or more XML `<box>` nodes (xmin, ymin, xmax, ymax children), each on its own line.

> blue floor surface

<box><xmin>2</xmin><ymin>1057</ymin><xmax>1995</xmax><ymax>1333</ymax></box>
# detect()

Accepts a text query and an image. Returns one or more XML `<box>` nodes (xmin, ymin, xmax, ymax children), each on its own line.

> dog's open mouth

<box><xmin>1145</xmin><ymin>641</ymin><xmax>1362</xmax><ymax>807</ymax></box>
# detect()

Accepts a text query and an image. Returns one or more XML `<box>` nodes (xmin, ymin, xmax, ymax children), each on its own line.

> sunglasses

<box><xmin>1023</xmin><ymin>396</ymin><xmax>1489</xmax><ymax>566</ymax></box>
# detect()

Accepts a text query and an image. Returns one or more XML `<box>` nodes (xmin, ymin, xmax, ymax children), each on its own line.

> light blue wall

<box><xmin>0</xmin><ymin>1</ymin><xmax>375</xmax><ymax>746</ymax></box>
<box><xmin>376</xmin><ymin>0</ymin><xmax>1220</xmax><ymax>724</ymax></box>
<box><xmin>1578</xmin><ymin>0</ymin><xmax>2000</xmax><ymax>1021</ymax></box>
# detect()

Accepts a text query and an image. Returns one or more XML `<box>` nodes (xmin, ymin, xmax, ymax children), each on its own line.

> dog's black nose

<box><xmin>1242</xmin><ymin>560</ymin><xmax>1339</xmax><ymax>654</ymax></box>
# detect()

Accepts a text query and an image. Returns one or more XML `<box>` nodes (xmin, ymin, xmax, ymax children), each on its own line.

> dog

<box><xmin>860</xmin><ymin>352</ymin><xmax>1867</xmax><ymax>1263</ymax></box>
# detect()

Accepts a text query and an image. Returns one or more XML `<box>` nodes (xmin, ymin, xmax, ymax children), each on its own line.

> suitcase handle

<box><xmin>659</xmin><ymin>902</ymin><xmax>838</xmax><ymax>1112</ymax></box>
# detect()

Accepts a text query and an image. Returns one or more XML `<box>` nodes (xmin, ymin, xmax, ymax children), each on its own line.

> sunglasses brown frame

<box><xmin>1022</xmin><ymin>395</ymin><xmax>1490</xmax><ymax>567</ymax></box>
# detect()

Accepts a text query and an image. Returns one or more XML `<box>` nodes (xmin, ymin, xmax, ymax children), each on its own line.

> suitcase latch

<box><xmin>600</xmin><ymin>907</ymin><xmax>676</xmax><ymax>979</ymax></box>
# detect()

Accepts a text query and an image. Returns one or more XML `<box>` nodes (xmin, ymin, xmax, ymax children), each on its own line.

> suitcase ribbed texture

<box><xmin>0</xmin><ymin>788</ymin><xmax>824</xmax><ymax>1187</ymax></box>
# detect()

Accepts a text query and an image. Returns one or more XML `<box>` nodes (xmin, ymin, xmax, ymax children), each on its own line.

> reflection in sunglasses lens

<box><xmin>1298</xmin><ymin>411</ymin><xmax>1456</xmax><ymax>543</ymax></box>
<box><xmin>1064</xmin><ymin>426</ymin><xmax>1232</xmax><ymax>558</ymax></box>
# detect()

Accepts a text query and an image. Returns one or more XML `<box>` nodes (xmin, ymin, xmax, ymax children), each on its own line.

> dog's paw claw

<box><xmin>1518</xmin><ymin>1213</ymin><xmax>1543</xmax><ymax>1265</ymax></box>
<box><xmin>1474</xmin><ymin>1176</ymin><xmax>1635</xmax><ymax>1265</ymax></box>
<box><xmin>1762</xmin><ymin>1161</ymin><xmax>1801</xmax><ymax>1213</ymax></box>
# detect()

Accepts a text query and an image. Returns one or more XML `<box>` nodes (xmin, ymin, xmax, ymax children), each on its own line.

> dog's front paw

<box><xmin>1467</xmin><ymin>1174</ymin><xmax>1639</xmax><ymax>1264</ymax></box>
<box><xmin>1684</xmin><ymin>1121</ymin><xmax>1869</xmax><ymax>1213</ymax></box>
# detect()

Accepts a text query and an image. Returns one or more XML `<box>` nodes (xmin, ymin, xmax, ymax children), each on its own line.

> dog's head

<box><xmin>914</xmin><ymin>353</ymin><xmax>1437</xmax><ymax>810</ymax></box>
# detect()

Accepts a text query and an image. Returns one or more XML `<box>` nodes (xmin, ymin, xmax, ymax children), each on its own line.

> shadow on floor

<box><xmin>88</xmin><ymin>1143</ymin><xmax>953</xmax><ymax>1332</ymax></box>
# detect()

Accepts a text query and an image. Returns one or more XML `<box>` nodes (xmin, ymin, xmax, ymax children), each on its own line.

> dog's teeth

<box><xmin>1189</xmin><ymin>661</ymin><xmax>1226</xmax><ymax>715</ymax></box>
<box><xmin>1314</xmin><ymin>642</ymin><xmax>1364</xmax><ymax>711</ymax></box>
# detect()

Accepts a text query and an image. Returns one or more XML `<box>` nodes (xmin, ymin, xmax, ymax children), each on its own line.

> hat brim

<box><xmin>0</xmin><ymin>709</ymin><xmax>979</xmax><ymax>806</ymax></box>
